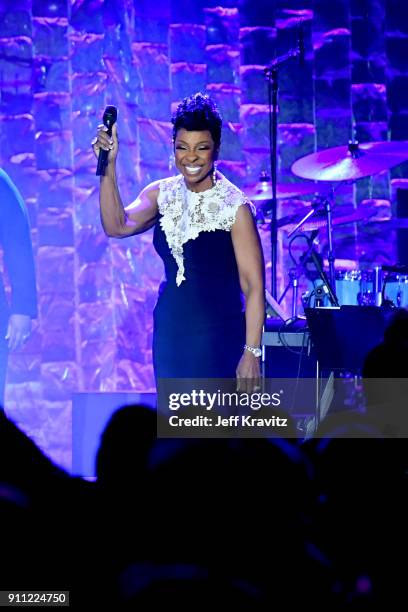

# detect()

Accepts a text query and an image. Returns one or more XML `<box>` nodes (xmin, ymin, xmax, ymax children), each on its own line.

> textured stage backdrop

<box><xmin>0</xmin><ymin>0</ymin><xmax>407</xmax><ymax>468</ymax></box>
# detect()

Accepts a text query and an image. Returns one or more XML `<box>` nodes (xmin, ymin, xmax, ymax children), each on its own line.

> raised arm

<box><xmin>231</xmin><ymin>203</ymin><xmax>265</xmax><ymax>388</ymax></box>
<box><xmin>92</xmin><ymin>123</ymin><xmax>159</xmax><ymax>238</ymax></box>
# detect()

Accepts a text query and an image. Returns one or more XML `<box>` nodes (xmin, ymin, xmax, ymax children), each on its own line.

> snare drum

<box><xmin>383</xmin><ymin>274</ymin><xmax>408</xmax><ymax>308</ymax></box>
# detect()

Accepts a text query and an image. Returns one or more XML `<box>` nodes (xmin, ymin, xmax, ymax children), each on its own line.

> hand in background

<box><xmin>5</xmin><ymin>314</ymin><xmax>31</xmax><ymax>351</ymax></box>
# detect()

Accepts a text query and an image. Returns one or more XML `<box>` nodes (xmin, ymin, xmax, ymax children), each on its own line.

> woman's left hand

<box><xmin>236</xmin><ymin>351</ymin><xmax>262</xmax><ymax>393</ymax></box>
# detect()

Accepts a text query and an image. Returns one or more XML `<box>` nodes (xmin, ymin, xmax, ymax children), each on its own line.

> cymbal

<box><xmin>277</xmin><ymin>206</ymin><xmax>376</xmax><ymax>231</ymax></box>
<box><xmin>291</xmin><ymin>141</ymin><xmax>408</xmax><ymax>182</ymax></box>
<box><xmin>244</xmin><ymin>181</ymin><xmax>322</xmax><ymax>201</ymax></box>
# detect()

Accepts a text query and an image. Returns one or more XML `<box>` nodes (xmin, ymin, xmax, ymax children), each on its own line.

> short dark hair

<box><xmin>172</xmin><ymin>92</ymin><xmax>222</xmax><ymax>149</ymax></box>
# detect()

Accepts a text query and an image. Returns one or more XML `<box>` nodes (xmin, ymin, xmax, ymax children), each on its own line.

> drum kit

<box><xmin>246</xmin><ymin>139</ymin><xmax>408</xmax><ymax>318</ymax></box>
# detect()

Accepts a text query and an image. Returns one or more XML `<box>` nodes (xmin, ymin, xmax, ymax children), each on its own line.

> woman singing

<box><xmin>92</xmin><ymin>93</ymin><xmax>265</xmax><ymax>391</ymax></box>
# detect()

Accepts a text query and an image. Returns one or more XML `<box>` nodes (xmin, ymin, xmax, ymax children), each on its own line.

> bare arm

<box><xmin>100</xmin><ymin>165</ymin><xmax>159</xmax><ymax>237</ymax></box>
<box><xmin>231</xmin><ymin>203</ymin><xmax>265</xmax><ymax>386</ymax></box>
<box><xmin>93</xmin><ymin>123</ymin><xmax>159</xmax><ymax>237</ymax></box>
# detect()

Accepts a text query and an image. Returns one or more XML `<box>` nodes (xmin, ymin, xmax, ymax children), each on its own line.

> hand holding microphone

<box><xmin>92</xmin><ymin>105</ymin><xmax>118</xmax><ymax>175</ymax></box>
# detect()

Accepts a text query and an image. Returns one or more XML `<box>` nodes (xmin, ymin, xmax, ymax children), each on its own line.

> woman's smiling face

<box><xmin>174</xmin><ymin>128</ymin><xmax>218</xmax><ymax>192</ymax></box>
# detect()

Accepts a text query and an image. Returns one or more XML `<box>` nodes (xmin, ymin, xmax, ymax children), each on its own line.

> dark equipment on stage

<box><xmin>382</xmin><ymin>263</ymin><xmax>408</xmax><ymax>274</ymax></box>
<box><xmin>96</xmin><ymin>105</ymin><xmax>118</xmax><ymax>176</ymax></box>
<box><xmin>289</xmin><ymin>140</ymin><xmax>408</xmax><ymax>310</ymax></box>
<box><xmin>305</xmin><ymin>306</ymin><xmax>395</xmax><ymax>374</ymax></box>
<box><xmin>250</xmin><ymin>138</ymin><xmax>408</xmax><ymax>317</ymax></box>
<box><xmin>255</xmin><ymin>27</ymin><xmax>405</xmax><ymax>305</ymax></box>
<box><xmin>253</xmin><ymin>51</ymin><xmax>408</xmax><ymax>425</ymax></box>
<box><xmin>249</xmin><ymin>45</ymin><xmax>408</xmax><ymax>369</ymax></box>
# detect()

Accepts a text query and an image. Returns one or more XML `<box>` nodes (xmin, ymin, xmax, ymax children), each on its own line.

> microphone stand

<box><xmin>264</xmin><ymin>46</ymin><xmax>303</xmax><ymax>299</ymax></box>
<box><xmin>278</xmin><ymin>230</ymin><xmax>320</xmax><ymax>317</ymax></box>
<box><xmin>305</xmin><ymin>236</ymin><xmax>339</xmax><ymax>307</ymax></box>
<box><xmin>287</xmin><ymin>190</ymin><xmax>340</xmax><ymax>304</ymax></box>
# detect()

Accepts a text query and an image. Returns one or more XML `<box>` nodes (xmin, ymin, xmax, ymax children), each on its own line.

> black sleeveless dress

<box><xmin>152</xmin><ymin>221</ymin><xmax>245</xmax><ymax>379</ymax></box>
<box><xmin>153</xmin><ymin>222</ymin><xmax>245</xmax><ymax>380</ymax></box>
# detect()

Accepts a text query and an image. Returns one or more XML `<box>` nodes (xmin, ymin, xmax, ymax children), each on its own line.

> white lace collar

<box><xmin>158</xmin><ymin>173</ymin><xmax>254</xmax><ymax>286</ymax></box>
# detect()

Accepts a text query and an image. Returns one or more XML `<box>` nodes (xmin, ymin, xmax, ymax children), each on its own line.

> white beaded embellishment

<box><xmin>158</xmin><ymin>173</ymin><xmax>255</xmax><ymax>286</ymax></box>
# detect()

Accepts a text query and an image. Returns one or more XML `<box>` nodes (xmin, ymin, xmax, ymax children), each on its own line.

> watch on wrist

<box><xmin>244</xmin><ymin>344</ymin><xmax>262</xmax><ymax>358</ymax></box>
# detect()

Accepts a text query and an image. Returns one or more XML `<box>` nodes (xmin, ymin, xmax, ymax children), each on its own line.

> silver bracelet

<box><xmin>244</xmin><ymin>344</ymin><xmax>262</xmax><ymax>358</ymax></box>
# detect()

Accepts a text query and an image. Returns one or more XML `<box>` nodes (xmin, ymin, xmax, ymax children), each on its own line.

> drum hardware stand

<box><xmin>373</xmin><ymin>266</ymin><xmax>383</xmax><ymax>307</ymax></box>
<box><xmin>265</xmin><ymin>288</ymin><xmax>287</xmax><ymax>322</ymax></box>
<box><xmin>381</xmin><ymin>264</ymin><xmax>408</xmax><ymax>308</ymax></box>
<box><xmin>348</xmin><ymin>139</ymin><xmax>361</xmax><ymax>159</ymax></box>
<box><xmin>314</xmin><ymin>284</ymin><xmax>329</xmax><ymax>307</ymax></box>
<box><xmin>278</xmin><ymin>231</ymin><xmax>319</xmax><ymax>317</ymax></box>
<box><xmin>263</xmin><ymin>62</ymin><xmax>278</xmax><ymax>300</ymax></box>
<box><xmin>278</xmin><ymin>267</ymin><xmax>301</xmax><ymax>319</ymax></box>
<box><xmin>287</xmin><ymin>191</ymin><xmax>340</xmax><ymax>306</ymax></box>
<box><xmin>306</xmin><ymin>235</ymin><xmax>339</xmax><ymax>307</ymax></box>
<box><xmin>324</xmin><ymin>191</ymin><xmax>337</xmax><ymax>294</ymax></box>
<box><xmin>264</xmin><ymin>26</ymin><xmax>304</xmax><ymax>299</ymax></box>
<box><xmin>289</xmin><ymin>270</ymin><xmax>299</xmax><ymax>319</ymax></box>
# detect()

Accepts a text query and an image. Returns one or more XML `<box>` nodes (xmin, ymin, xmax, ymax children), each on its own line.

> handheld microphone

<box><xmin>96</xmin><ymin>105</ymin><xmax>118</xmax><ymax>176</ymax></box>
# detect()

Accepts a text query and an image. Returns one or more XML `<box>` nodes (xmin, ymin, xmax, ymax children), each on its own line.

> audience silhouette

<box><xmin>2</xmin><ymin>305</ymin><xmax>408</xmax><ymax>611</ymax></box>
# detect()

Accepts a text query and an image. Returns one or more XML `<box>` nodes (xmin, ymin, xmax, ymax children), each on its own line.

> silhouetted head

<box><xmin>95</xmin><ymin>404</ymin><xmax>157</xmax><ymax>487</ymax></box>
